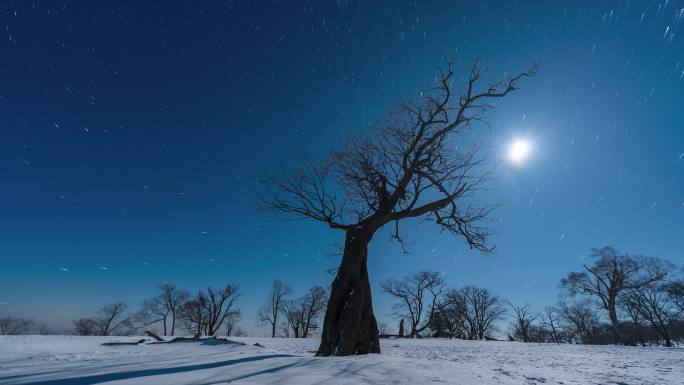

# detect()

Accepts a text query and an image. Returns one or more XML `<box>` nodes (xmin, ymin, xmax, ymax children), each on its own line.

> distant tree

<box><xmin>283</xmin><ymin>286</ymin><xmax>328</xmax><ymax>338</ymax></box>
<box><xmin>377</xmin><ymin>322</ymin><xmax>389</xmax><ymax>336</ymax></box>
<box><xmin>158</xmin><ymin>283</ymin><xmax>190</xmax><ymax>336</ymax></box>
<box><xmin>136</xmin><ymin>283</ymin><xmax>190</xmax><ymax>336</ymax></box>
<box><xmin>95</xmin><ymin>303</ymin><xmax>131</xmax><ymax>336</ymax></box>
<box><xmin>398</xmin><ymin>319</ymin><xmax>405</xmax><ymax>338</ymax></box>
<box><xmin>135</xmin><ymin>297</ymin><xmax>167</xmax><ymax>333</ymax></box>
<box><xmin>623</xmin><ymin>282</ymin><xmax>678</xmax><ymax>347</ymax></box>
<box><xmin>433</xmin><ymin>292</ymin><xmax>468</xmax><ymax>338</ymax></box>
<box><xmin>459</xmin><ymin>286</ymin><xmax>506</xmax><ymax>340</ymax></box>
<box><xmin>224</xmin><ymin>309</ymin><xmax>242</xmax><ymax>337</ymax></box>
<box><xmin>258</xmin><ymin>279</ymin><xmax>293</xmax><ymax>338</ymax></box>
<box><xmin>561</xmin><ymin>247</ymin><xmax>669</xmax><ymax>345</ymax></box>
<box><xmin>261</xmin><ymin>58</ymin><xmax>537</xmax><ymax>355</ymax></box>
<box><xmin>283</xmin><ymin>301</ymin><xmax>305</xmax><ymax>338</ymax></box>
<box><xmin>200</xmin><ymin>284</ymin><xmax>241</xmax><ymax>336</ymax></box>
<box><xmin>539</xmin><ymin>306</ymin><xmax>562</xmax><ymax>343</ymax></box>
<box><xmin>179</xmin><ymin>296</ymin><xmax>207</xmax><ymax>338</ymax></box>
<box><xmin>664</xmin><ymin>280</ymin><xmax>684</xmax><ymax>313</ymax></box>
<box><xmin>0</xmin><ymin>317</ymin><xmax>33</xmax><ymax>335</ymax></box>
<box><xmin>382</xmin><ymin>271</ymin><xmax>446</xmax><ymax>338</ymax></box>
<box><xmin>73</xmin><ymin>318</ymin><xmax>98</xmax><ymax>336</ymax></box>
<box><xmin>38</xmin><ymin>323</ymin><xmax>51</xmax><ymax>335</ymax></box>
<box><xmin>619</xmin><ymin>294</ymin><xmax>647</xmax><ymax>346</ymax></box>
<box><xmin>559</xmin><ymin>300</ymin><xmax>600</xmax><ymax>344</ymax></box>
<box><xmin>509</xmin><ymin>303</ymin><xmax>537</xmax><ymax>342</ymax></box>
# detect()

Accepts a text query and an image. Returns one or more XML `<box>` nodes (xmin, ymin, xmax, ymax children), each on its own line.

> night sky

<box><xmin>1</xmin><ymin>1</ymin><xmax>683</xmax><ymax>334</ymax></box>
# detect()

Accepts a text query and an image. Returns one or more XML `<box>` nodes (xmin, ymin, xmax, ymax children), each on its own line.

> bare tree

<box><xmin>459</xmin><ymin>286</ymin><xmax>506</xmax><ymax>340</ymax></box>
<box><xmin>433</xmin><ymin>292</ymin><xmax>468</xmax><ymax>338</ymax></box>
<box><xmin>559</xmin><ymin>300</ymin><xmax>600</xmax><ymax>344</ymax></box>
<box><xmin>200</xmin><ymin>284</ymin><xmax>241</xmax><ymax>336</ymax></box>
<box><xmin>509</xmin><ymin>303</ymin><xmax>537</xmax><ymax>342</ymax></box>
<box><xmin>258</xmin><ymin>279</ymin><xmax>293</xmax><ymax>338</ymax></box>
<box><xmin>300</xmin><ymin>286</ymin><xmax>328</xmax><ymax>337</ymax></box>
<box><xmin>382</xmin><ymin>271</ymin><xmax>446</xmax><ymax>338</ymax></box>
<box><xmin>87</xmin><ymin>303</ymin><xmax>131</xmax><ymax>336</ymax></box>
<box><xmin>623</xmin><ymin>283</ymin><xmax>678</xmax><ymax>347</ymax></box>
<box><xmin>540</xmin><ymin>306</ymin><xmax>562</xmax><ymax>343</ymax></box>
<box><xmin>0</xmin><ymin>317</ymin><xmax>33</xmax><ymax>335</ymax></box>
<box><xmin>224</xmin><ymin>310</ymin><xmax>242</xmax><ymax>337</ymax></box>
<box><xmin>179</xmin><ymin>296</ymin><xmax>207</xmax><ymax>338</ymax></box>
<box><xmin>135</xmin><ymin>297</ymin><xmax>167</xmax><ymax>333</ymax></box>
<box><xmin>158</xmin><ymin>283</ymin><xmax>190</xmax><ymax>336</ymax></box>
<box><xmin>261</xmin><ymin>58</ymin><xmax>536</xmax><ymax>355</ymax></box>
<box><xmin>561</xmin><ymin>247</ymin><xmax>668</xmax><ymax>345</ymax></box>
<box><xmin>664</xmin><ymin>280</ymin><xmax>684</xmax><ymax>313</ymax></box>
<box><xmin>73</xmin><ymin>318</ymin><xmax>98</xmax><ymax>336</ymax></box>
<box><xmin>619</xmin><ymin>293</ymin><xmax>647</xmax><ymax>346</ymax></box>
<box><xmin>283</xmin><ymin>300</ymin><xmax>305</xmax><ymax>338</ymax></box>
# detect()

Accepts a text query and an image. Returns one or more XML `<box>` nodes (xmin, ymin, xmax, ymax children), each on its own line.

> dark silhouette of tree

<box><xmin>438</xmin><ymin>286</ymin><xmax>506</xmax><ymax>340</ymax></box>
<box><xmin>382</xmin><ymin>271</ymin><xmax>446</xmax><ymax>338</ymax></box>
<box><xmin>262</xmin><ymin>58</ymin><xmax>536</xmax><ymax>356</ymax></box>
<box><xmin>179</xmin><ymin>284</ymin><xmax>240</xmax><ymax>337</ymax></box>
<box><xmin>157</xmin><ymin>283</ymin><xmax>190</xmax><ymax>336</ymax></box>
<box><xmin>179</xmin><ymin>296</ymin><xmax>206</xmax><ymax>338</ymax></box>
<box><xmin>135</xmin><ymin>283</ymin><xmax>190</xmax><ymax>336</ymax></box>
<box><xmin>560</xmin><ymin>247</ymin><xmax>668</xmax><ymax>345</ymax></box>
<box><xmin>73</xmin><ymin>318</ymin><xmax>98</xmax><ymax>336</ymax></box>
<box><xmin>623</xmin><ymin>282</ymin><xmax>678</xmax><ymax>347</ymax></box>
<box><xmin>559</xmin><ymin>300</ymin><xmax>600</xmax><ymax>344</ymax></box>
<box><xmin>95</xmin><ymin>302</ymin><xmax>131</xmax><ymax>336</ymax></box>
<box><xmin>224</xmin><ymin>309</ymin><xmax>242</xmax><ymax>337</ymax></box>
<box><xmin>459</xmin><ymin>286</ymin><xmax>506</xmax><ymax>340</ymax></box>
<box><xmin>509</xmin><ymin>303</ymin><xmax>537</xmax><ymax>342</ymax></box>
<box><xmin>283</xmin><ymin>286</ymin><xmax>327</xmax><ymax>338</ymax></box>
<box><xmin>200</xmin><ymin>284</ymin><xmax>241</xmax><ymax>336</ymax></box>
<box><xmin>0</xmin><ymin>317</ymin><xmax>33</xmax><ymax>335</ymax></box>
<box><xmin>664</xmin><ymin>279</ymin><xmax>684</xmax><ymax>313</ymax></box>
<box><xmin>539</xmin><ymin>306</ymin><xmax>562</xmax><ymax>343</ymax></box>
<box><xmin>258</xmin><ymin>279</ymin><xmax>293</xmax><ymax>338</ymax></box>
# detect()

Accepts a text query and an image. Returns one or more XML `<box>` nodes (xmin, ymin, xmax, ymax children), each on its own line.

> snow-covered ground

<box><xmin>0</xmin><ymin>335</ymin><xmax>681</xmax><ymax>384</ymax></box>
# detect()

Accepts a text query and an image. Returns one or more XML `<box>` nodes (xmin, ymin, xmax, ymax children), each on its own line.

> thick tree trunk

<box><xmin>317</xmin><ymin>229</ymin><xmax>380</xmax><ymax>356</ymax></box>
<box><xmin>607</xmin><ymin>299</ymin><xmax>634</xmax><ymax>346</ymax></box>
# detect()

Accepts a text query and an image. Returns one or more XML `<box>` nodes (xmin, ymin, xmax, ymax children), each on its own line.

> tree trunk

<box><xmin>607</xmin><ymin>297</ymin><xmax>635</xmax><ymax>345</ymax></box>
<box><xmin>317</xmin><ymin>229</ymin><xmax>380</xmax><ymax>356</ymax></box>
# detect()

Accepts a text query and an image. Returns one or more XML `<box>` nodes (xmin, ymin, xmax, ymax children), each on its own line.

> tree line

<box><xmin>379</xmin><ymin>247</ymin><xmax>684</xmax><ymax>347</ymax></box>
<box><xmin>2</xmin><ymin>246</ymin><xmax>681</xmax><ymax>347</ymax></box>
<box><xmin>0</xmin><ymin>280</ymin><xmax>328</xmax><ymax>339</ymax></box>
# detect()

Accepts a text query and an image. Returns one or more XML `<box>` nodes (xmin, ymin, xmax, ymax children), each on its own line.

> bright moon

<box><xmin>508</xmin><ymin>139</ymin><xmax>531</xmax><ymax>164</ymax></box>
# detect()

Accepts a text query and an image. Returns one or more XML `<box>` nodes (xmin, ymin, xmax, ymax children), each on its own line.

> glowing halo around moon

<box><xmin>507</xmin><ymin>138</ymin><xmax>532</xmax><ymax>165</ymax></box>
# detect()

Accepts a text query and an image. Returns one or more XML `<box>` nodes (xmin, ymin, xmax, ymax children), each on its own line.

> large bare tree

<box><xmin>382</xmin><ymin>271</ymin><xmax>446</xmax><ymax>338</ymax></box>
<box><xmin>561</xmin><ymin>247</ymin><xmax>669</xmax><ymax>345</ymax></box>
<box><xmin>258</xmin><ymin>279</ymin><xmax>293</xmax><ymax>338</ymax></box>
<box><xmin>262</xmin><ymin>58</ymin><xmax>536</xmax><ymax>355</ymax></box>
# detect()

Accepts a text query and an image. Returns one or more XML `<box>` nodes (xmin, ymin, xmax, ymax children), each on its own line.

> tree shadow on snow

<box><xmin>19</xmin><ymin>354</ymin><xmax>293</xmax><ymax>385</ymax></box>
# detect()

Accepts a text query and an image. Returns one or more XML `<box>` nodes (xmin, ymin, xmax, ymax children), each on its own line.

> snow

<box><xmin>0</xmin><ymin>336</ymin><xmax>682</xmax><ymax>384</ymax></box>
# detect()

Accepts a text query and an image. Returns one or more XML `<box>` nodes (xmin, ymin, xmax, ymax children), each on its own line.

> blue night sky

<box><xmin>1</xmin><ymin>1</ymin><xmax>683</xmax><ymax>334</ymax></box>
